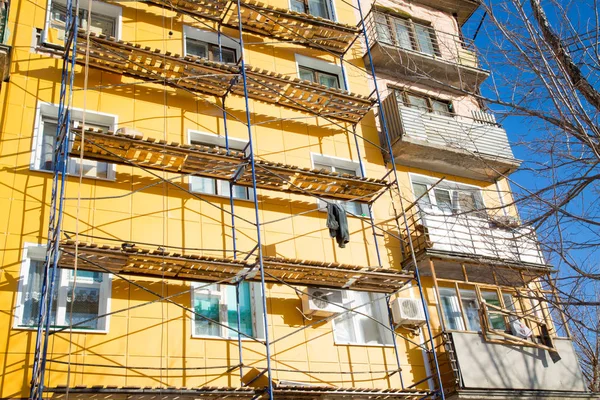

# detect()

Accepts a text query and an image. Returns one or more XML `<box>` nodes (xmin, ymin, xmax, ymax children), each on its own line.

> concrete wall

<box><xmin>452</xmin><ymin>332</ymin><xmax>588</xmax><ymax>392</ymax></box>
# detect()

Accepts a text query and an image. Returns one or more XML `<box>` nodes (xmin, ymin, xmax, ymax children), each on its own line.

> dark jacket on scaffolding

<box><xmin>326</xmin><ymin>203</ymin><xmax>349</xmax><ymax>248</ymax></box>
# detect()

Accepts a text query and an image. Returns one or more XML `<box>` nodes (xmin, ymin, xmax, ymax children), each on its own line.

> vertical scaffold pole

<box><xmin>234</xmin><ymin>0</ymin><xmax>274</xmax><ymax>397</ymax></box>
<box><xmin>356</xmin><ymin>2</ymin><xmax>445</xmax><ymax>398</ymax></box>
<box><xmin>30</xmin><ymin>1</ymin><xmax>78</xmax><ymax>398</ymax></box>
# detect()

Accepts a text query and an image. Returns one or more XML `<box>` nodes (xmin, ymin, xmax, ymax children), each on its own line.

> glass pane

<box><xmin>412</xmin><ymin>182</ymin><xmax>431</xmax><ymax>208</ymax></box>
<box><xmin>341</xmin><ymin>201</ymin><xmax>363</xmax><ymax>216</ymax></box>
<box><xmin>307</xmin><ymin>0</ymin><xmax>330</xmax><ymax>19</ymax></box>
<box><xmin>224</xmin><ymin>282</ymin><xmax>254</xmax><ymax>338</ymax></box>
<box><xmin>66</xmin><ymin>286</ymin><xmax>100</xmax><ymax>329</ymax></box>
<box><xmin>186</xmin><ymin>39</ymin><xmax>208</xmax><ymax>58</ymax></box>
<box><xmin>457</xmin><ymin>190</ymin><xmax>477</xmax><ymax>213</ymax></box>
<box><xmin>190</xmin><ymin>176</ymin><xmax>217</xmax><ymax>194</ymax></box>
<box><xmin>482</xmin><ymin>290</ymin><xmax>507</xmax><ymax>330</ymax></box>
<box><xmin>220</xmin><ymin>180</ymin><xmax>249</xmax><ymax>200</ymax></box>
<box><xmin>51</xmin><ymin>3</ymin><xmax>67</xmax><ymax>24</ymax></box>
<box><xmin>333</xmin><ymin>312</ymin><xmax>357</xmax><ymax>343</ymax></box>
<box><xmin>414</xmin><ymin>24</ymin><xmax>436</xmax><ymax>55</ymax></box>
<box><xmin>193</xmin><ymin>288</ymin><xmax>221</xmax><ymax>337</ymax></box>
<box><xmin>299</xmin><ymin>67</ymin><xmax>315</xmax><ymax>82</ymax></box>
<box><xmin>211</xmin><ymin>46</ymin><xmax>236</xmax><ymax>63</ymax></box>
<box><xmin>375</xmin><ymin>14</ymin><xmax>392</xmax><ymax>44</ymax></box>
<box><xmin>21</xmin><ymin>261</ymin><xmax>58</xmax><ymax>327</ymax></box>
<box><xmin>406</xmin><ymin>94</ymin><xmax>428</xmax><ymax>111</ymax></box>
<box><xmin>290</xmin><ymin>0</ymin><xmax>306</xmax><ymax>13</ymax></box>
<box><xmin>431</xmin><ymin>100</ymin><xmax>450</xmax><ymax>116</ymax></box>
<box><xmin>393</xmin><ymin>20</ymin><xmax>412</xmax><ymax>50</ymax></box>
<box><xmin>434</xmin><ymin>189</ymin><xmax>453</xmax><ymax>211</ymax></box>
<box><xmin>319</xmin><ymin>73</ymin><xmax>339</xmax><ymax>89</ymax></box>
<box><xmin>81</xmin><ymin>12</ymin><xmax>115</xmax><ymax>36</ymax></box>
<box><xmin>40</xmin><ymin>121</ymin><xmax>57</xmax><ymax>171</ymax></box>
<box><xmin>459</xmin><ymin>290</ymin><xmax>481</xmax><ymax>331</ymax></box>
<box><xmin>68</xmin><ymin>270</ymin><xmax>103</xmax><ymax>283</ymax></box>
<box><xmin>439</xmin><ymin>288</ymin><xmax>464</xmax><ymax>330</ymax></box>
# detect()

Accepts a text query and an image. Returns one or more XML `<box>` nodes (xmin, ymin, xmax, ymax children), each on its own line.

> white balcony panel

<box><xmin>419</xmin><ymin>211</ymin><xmax>545</xmax><ymax>266</ymax></box>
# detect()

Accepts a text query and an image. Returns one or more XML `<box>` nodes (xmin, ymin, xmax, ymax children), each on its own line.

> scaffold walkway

<box><xmin>145</xmin><ymin>0</ymin><xmax>361</xmax><ymax>53</ymax></box>
<box><xmin>70</xmin><ymin>126</ymin><xmax>388</xmax><ymax>201</ymax></box>
<box><xmin>59</xmin><ymin>241</ymin><xmax>413</xmax><ymax>293</ymax></box>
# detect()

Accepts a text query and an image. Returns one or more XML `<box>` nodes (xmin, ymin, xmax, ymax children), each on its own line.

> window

<box><xmin>402</xmin><ymin>91</ymin><xmax>452</xmax><ymax>116</ymax></box>
<box><xmin>312</xmin><ymin>154</ymin><xmax>368</xmax><ymax>216</ymax></box>
<box><xmin>290</xmin><ymin>0</ymin><xmax>335</xmax><ymax>20</ymax></box>
<box><xmin>47</xmin><ymin>0</ymin><xmax>120</xmax><ymax>43</ymax></box>
<box><xmin>188</xmin><ymin>131</ymin><xmax>253</xmax><ymax>200</ymax></box>
<box><xmin>191</xmin><ymin>281</ymin><xmax>264</xmax><ymax>339</ymax></box>
<box><xmin>439</xmin><ymin>287</ymin><xmax>480</xmax><ymax>331</ymax></box>
<box><xmin>31</xmin><ymin>103</ymin><xmax>117</xmax><ymax>180</ymax></box>
<box><xmin>333</xmin><ymin>290</ymin><xmax>392</xmax><ymax>345</ymax></box>
<box><xmin>185</xmin><ymin>37</ymin><xmax>236</xmax><ymax>63</ymax></box>
<box><xmin>183</xmin><ymin>26</ymin><xmax>240</xmax><ymax>64</ymax></box>
<box><xmin>15</xmin><ymin>244</ymin><xmax>111</xmax><ymax>331</ymax></box>
<box><xmin>298</xmin><ymin>66</ymin><xmax>340</xmax><ymax>89</ymax></box>
<box><xmin>410</xmin><ymin>175</ymin><xmax>485</xmax><ymax>217</ymax></box>
<box><xmin>375</xmin><ymin>13</ymin><xmax>439</xmax><ymax>57</ymax></box>
<box><xmin>296</xmin><ymin>54</ymin><xmax>345</xmax><ymax>90</ymax></box>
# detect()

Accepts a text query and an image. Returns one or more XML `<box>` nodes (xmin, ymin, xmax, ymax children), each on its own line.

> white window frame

<box><xmin>310</xmin><ymin>153</ymin><xmax>369</xmax><ymax>216</ymax></box>
<box><xmin>187</xmin><ymin>130</ymin><xmax>253</xmax><ymax>201</ymax></box>
<box><xmin>13</xmin><ymin>243</ymin><xmax>112</xmax><ymax>333</ymax></box>
<box><xmin>183</xmin><ymin>25</ymin><xmax>240</xmax><ymax>60</ymax></box>
<box><xmin>408</xmin><ymin>173</ymin><xmax>486</xmax><ymax>217</ymax></box>
<box><xmin>190</xmin><ymin>281</ymin><xmax>265</xmax><ymax>340</ymax></box>
<box><xmin>30</xmin><ymin>102</ymin><xmax>117</xmax><ymax>181</ymax></box>
<box><xmin>332</xmin><ymin>290</ymin><xmax>393</xmax><ymax>346</ymax></box>
<box><xmin>295</xmin><ymin>54</ymin><xmax>347</xmax><ymax>91</ymax></box>
<box><xmin>288</xmin><ymin>0</ymin><xmax>337</xmax><ymax>22</ymax></box>
<box><xmin>43</xmin><ymin>0</ymin><xmax>122</xmax><ymax>43</ymax></box>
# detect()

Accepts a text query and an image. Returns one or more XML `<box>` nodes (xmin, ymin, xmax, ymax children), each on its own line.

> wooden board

<box><xmin>58</xmin><ymin>241</ymin><xmax>413</xmax><ymax>293</ymax></box>
<box><xmin>69</xmin><ymin>127</ymin><xmax>388</xmax><ymax>202</ymax></box>
<box><xmin>70</xmin><ymin>31</ymin><xmax>373</xmax><ymax>123</ymax></box>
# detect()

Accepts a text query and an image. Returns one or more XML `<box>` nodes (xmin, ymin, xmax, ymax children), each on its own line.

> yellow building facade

<box><xmin>0</xmin><ymin>0</ymin><xmax>595</xmax><ymax>399</ymax></box>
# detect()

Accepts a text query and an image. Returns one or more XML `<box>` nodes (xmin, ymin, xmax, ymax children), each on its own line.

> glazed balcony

<box><xmin>399</xmin><ymin>206</ymin><xmax>547</xmax><ymax>269</ymax></box>
<box><xmin>381</xmin><ymin>90</ymin><xmax>520</xmax><ymax>181</ymax></box>
<box><xmin>364</xmin><ymin>10</ymin><xmax>489</xmax><ymax>92</ymax></box>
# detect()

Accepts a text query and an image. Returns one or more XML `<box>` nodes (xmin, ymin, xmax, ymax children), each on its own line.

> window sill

<box><xmin>13</xmin><ymin>325</ymin><xmax>109</xmax><ymax>334</ymax></box>
<box><xmin>189</xmin><ymin>189</ymin><xmax>254</xmax><ymax>203</ymax></box>
<box><xmin>31</xmin><ymin>167</ymin><xmax>117</xmax><ymax>182</ymax></box>
<box><xmin>191</xmin><ymin>334</ymin><xmax>264</xmax><ymax>342</ymax></box>
<box><xmin>333</xmin><ymin>341</ymin><xmax>395</xmax><ymax>348</ymax></box>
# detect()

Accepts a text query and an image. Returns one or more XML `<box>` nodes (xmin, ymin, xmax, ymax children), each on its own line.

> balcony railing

<box><xmin>399</xmin><ymin>207</ymin><xmax>546</xmax><ymax>267</ymax></box>
<box><xmin>381</xmin><ymin>91</ymin><xmax>520</xmax><ymax>180</ymax></box>
<box><xmin>364</xmin><ymin>10</ymin><xmax>489</xmax><ymax>91</ymax></box>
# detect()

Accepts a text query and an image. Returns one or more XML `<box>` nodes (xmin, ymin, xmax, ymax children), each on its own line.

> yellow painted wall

<box><xmin>0</xmin><ymin>0</ymin><xmax>511</xmax><ymax>397</ymax></box>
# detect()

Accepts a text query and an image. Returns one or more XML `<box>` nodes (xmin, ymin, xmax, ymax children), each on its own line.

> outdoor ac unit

<box><xmin>301</xmin><ymin>288</ymin><xmax>343</xmax><ymax>316</ymax></box>
<box><xmin>392</xmin><ymin>298</ymin><xmax>426</xmax><ymax>327</ymax></box>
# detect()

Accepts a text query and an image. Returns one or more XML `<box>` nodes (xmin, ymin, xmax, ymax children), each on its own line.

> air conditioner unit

<box><xmin>301</xmin><ymin>288</ymin><xmax>343</xmax><ymax>317</ymax></box>
<box><xmin>392</xmin><ymin>298</ymin><xmax>426</xmax><ymax>327</ymax></box>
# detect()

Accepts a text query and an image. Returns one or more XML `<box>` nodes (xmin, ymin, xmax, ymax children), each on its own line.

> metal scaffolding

<box><xmin>30</xmin><ymin>0</ymin><xmax>449</xmax><ymax>398</ymax></box>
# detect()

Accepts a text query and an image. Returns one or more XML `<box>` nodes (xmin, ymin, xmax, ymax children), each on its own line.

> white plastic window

<box><xmin>296</xmin><ymin>54</ymin><xmax>346</xmax><ymax>90</ymax></box>
<box><xmin>191</xmin><ymin>281</ymin><xmax>265</xmax><ymax>339</ymax></box>
<box><xmin>312</xmin><ymin>154</ymin><xmax>368</xmax><ymax>216</ymax></box>
<box><xmin>332</xmin><ymin>290</ymin><xmax>392</xmax><ymax>345</ymax></box>
<box><xmin>188</xmin><ymin>131</ymin><xmax>253</xmax><ymax>200</ymax></box>
<box><xmin>410</xmin><ymin>174</ymin><xmax>485</xmax><ymax>217</ymax></box>
<box><xmin>31</xmin><ymin>103</ymin><xmax>117</xmax><ymax>180</ymax></box>
<box><xmin>46</xmin><ymin>0</ymin><xmax>121</xmax><ymax>42</ymax></box>
<box><xmin>14</xmin><ymin>244</ymin><xmax>111</xmax><ymax>332</ymax></box>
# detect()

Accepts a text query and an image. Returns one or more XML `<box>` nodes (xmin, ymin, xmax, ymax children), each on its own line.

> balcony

<box><xmin>399</xmin><ymin>207</ymin><xmax>547</xmax><ymax>269</ymax></box>
<box><xmin>364</xmin><ymin>10</ymin><xmax>489</xmax><ymax>92</ymax></box>
<box><xmin>412</xmin><ymin>0</ymin><xmax>480</xmax><ymax>26</ymax></box>
<box><xmin>381</xmin><ymin>91</ymin><xmax>521</xmax><ymax>181</ymax></box>
<box><xmin>436</xmin><ymin>332</ymin><xmax>594</xmax><ymax>398</ymax></box>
